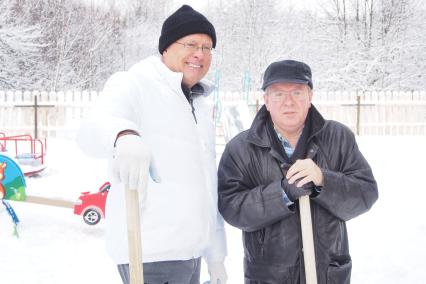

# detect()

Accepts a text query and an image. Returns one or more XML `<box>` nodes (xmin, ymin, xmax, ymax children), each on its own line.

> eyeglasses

<box><xmin>175</xmin><ymin>42</ymin><xmax>214</xmax><ymax>55</ymax></box>
<box><xmin>267</xmin><ymin>90</ymin><xmax>309</xmax><ymax>102</ymax></box>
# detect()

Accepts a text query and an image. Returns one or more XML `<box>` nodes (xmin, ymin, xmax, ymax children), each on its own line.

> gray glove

<box><xmin>281</xmin><ymin>178</ymin><xmax>314</xmax><ymax>202</ymax></box>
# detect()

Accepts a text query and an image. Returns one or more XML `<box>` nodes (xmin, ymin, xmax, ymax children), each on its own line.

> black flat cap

<box><xmin>261</xmin><ymin>60</ymin><xmax>313</xmax><ymax>90</ymax></box>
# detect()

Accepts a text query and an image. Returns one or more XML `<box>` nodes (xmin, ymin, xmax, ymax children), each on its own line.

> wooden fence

<box><xmin>312</xmin><ymin>91</ymin><xmax>426</xmax><ymax>135</ymax></box>
<box><xmin>0</xmin><ymin>90</ymin><xmax>100</xmax><ymax>139</ymax></box>
<box><xmin>233</xmin><ymin>90</ymin><xmax>426</xmax><ymax>136</ymax></box>
<box><xmin>0</xmin><ymin>90</ymin><xmax>425</xmax><ymax>138</ymax></box>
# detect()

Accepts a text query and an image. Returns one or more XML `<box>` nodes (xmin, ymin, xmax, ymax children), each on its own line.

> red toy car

<box><xmin>73</xmin><ymin>182</ymin><xmax>110</xmax><ymax>225</ymax></box>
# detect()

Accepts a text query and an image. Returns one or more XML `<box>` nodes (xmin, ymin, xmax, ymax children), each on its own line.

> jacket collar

<box><xmin>246</xmin><ymin>104</ymin><xmax>326</xmax><ymax>150</ymax></box>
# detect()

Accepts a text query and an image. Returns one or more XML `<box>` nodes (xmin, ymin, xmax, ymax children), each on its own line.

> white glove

<box><xmin>208</xmin><ymin>261</ymin><xmax>227</xmax><ymax>284</ymax></box>
<box><xmin>113</xmin><ymin>134</ymin><xmax>160</xmax><ymax>192</ymax></box>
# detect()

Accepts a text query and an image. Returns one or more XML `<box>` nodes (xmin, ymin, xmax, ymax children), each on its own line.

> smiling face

<box><xmin>161</xmin><ymin>33</ymin><xmax>213</xmax><ymax>88</ymax></box>
<box><xmin>264</xmin><ymin>82</ymin><xmax>313</xmax><ymax>138</ymax></box>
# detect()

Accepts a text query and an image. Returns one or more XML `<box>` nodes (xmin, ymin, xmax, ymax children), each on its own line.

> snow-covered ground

<box><xmin>1</xmin><ymin>135</ymin><xmax>426</xmax><ymax>283</ymax></box>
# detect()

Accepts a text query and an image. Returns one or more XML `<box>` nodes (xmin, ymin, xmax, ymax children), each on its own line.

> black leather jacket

<box><xmin>218</xmin><ymin>105</ymin><xmax>378</xmax><ymax>284</ymax></box>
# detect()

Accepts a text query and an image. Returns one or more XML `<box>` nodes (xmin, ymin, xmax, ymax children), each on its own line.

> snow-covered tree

<box><xmin>206</xmin><ymin>0</ymin><xmax>285</xmax><ymax>92</ymax></box>
<box><xmin>312</xmin><ymin>0</ymin><xmax>426</xmax><ymax>90</ymax></box>
<box><xmin>0</xmin><ymin>1</ymin><xmax>45</xmax><ymax>89</ymax></box>
<box><xmin>121</xmin><ymin>0</ymin><xmax>170</xmax><ymax>69</ymax></box>
<box><xmin>0</xmin><ymin>0</ymin><xmax>425</xmax><ymax>92</ymax></box>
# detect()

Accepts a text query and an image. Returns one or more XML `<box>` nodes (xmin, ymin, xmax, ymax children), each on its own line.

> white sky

<box><xmin>173</xmin><ymin>0</ymin><xmax>320</xmax><ymax>12</ymax></box>
<box><xmin>81</xmin><ymin>0</ymin><xmax>322</xmax><ymax>13</ymax></box>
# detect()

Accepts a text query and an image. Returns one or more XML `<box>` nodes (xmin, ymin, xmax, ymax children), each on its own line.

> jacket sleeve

<box><xmin>218</xmin><ymin>141</ymin><xmax>293</xmax><ymax>233</ymax></box>
<box><xmin>76</xmin><ymin>72</ymin><xmax>141</xmax><ymax>158</ymax></box>
<box><xmin>312</xmin><ymin>129</ymin><xmax>378</xmax><ymax>221</ymax></box>
<box><xmin>203</xmin><ymin>213</ymin><xmax>227</xmax><ymax>263</ymax></box>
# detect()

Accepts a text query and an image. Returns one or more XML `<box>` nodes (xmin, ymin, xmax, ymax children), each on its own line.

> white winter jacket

<box><xmin>77</xmin><ymin>55</ymin><xmax>226</xmax><ymax>264</ymax></box>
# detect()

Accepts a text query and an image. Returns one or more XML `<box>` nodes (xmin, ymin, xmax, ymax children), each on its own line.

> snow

<box><xmin>1</xmin><ymin>135</ymin><xmax>426</xmax><ymax>283</ymax></box>
<box><xmin>348</xmin><ymin>136</ymin><xmax>426</xmax><ymax>284</ymax></box>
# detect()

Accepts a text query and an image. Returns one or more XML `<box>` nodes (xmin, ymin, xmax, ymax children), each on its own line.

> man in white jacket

<box><xmin>77</xmin><ymin>5</ymin><xmax>227</xmax><ymax>284</ymax></box>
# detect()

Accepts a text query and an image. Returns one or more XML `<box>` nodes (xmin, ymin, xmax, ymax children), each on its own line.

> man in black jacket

<box><xmin>218</xmin><ymin>59</ymin><xmax>378</xmax><ymax>284</ymax></box>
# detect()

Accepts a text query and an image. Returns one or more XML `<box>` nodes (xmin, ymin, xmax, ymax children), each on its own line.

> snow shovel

<box><xmin>299</xmin><ymin>195</ymin><xmax>318</xmax><ymax>284</ymax></box>
<box><xmin>125</xmin><ymin>185</ymin><xmax>144</xmax><ymax>284</ymax></box>
<box><xmin>0</xmin><ymin>154</ymin><xmax>74</xmax><ymax>208</ymax></box>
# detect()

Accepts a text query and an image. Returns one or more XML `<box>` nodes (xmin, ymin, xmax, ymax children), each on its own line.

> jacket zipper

<box><xmin>187</xmin><ymin>93</ymin><xmax>198</xmax><ymax>124</ymax></box>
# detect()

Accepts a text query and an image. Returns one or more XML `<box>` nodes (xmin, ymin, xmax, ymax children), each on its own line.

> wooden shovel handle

<box><xmin>125</xmin><ymin>186</ymin><xmax>144</xmax><ymax>284</ymax></box>
<box><xmin>299</xmin><ymin>195</ymin><xmax>318</xmax><ymax>284</ymax></box>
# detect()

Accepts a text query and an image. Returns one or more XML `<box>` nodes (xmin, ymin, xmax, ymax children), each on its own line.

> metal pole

<box><xmin>34</xmin><ymin>96</ymin><xmax>38</xmax><ymax>139</ymax></box>
<box><xmin>356</xmin><ymin>94</ymin><xmax>361</xmax><ymax>135</ymax></box>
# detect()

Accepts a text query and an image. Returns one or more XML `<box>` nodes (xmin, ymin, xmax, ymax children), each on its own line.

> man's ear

<box><xmin>263</xmin><ymin>93</ymin><xmax>270</xmax><ymax>111</ymax></box>
<box><xmin>308</xmin><ymin>90</ymin><xmax>313</xmax><ymax>104</ymax></box>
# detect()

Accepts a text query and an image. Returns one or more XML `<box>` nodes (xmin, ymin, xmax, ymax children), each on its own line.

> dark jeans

<box><xmin>117</xmin><ymin>257</ymin><xmax>201</xmax><ymax>284</ymax></box>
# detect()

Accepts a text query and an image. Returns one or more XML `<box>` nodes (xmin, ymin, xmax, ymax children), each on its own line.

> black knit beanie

<box><xmin>158</xmin><ymin>5</ymin><xmax>216</xmax><ymax>54</ymax></box>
